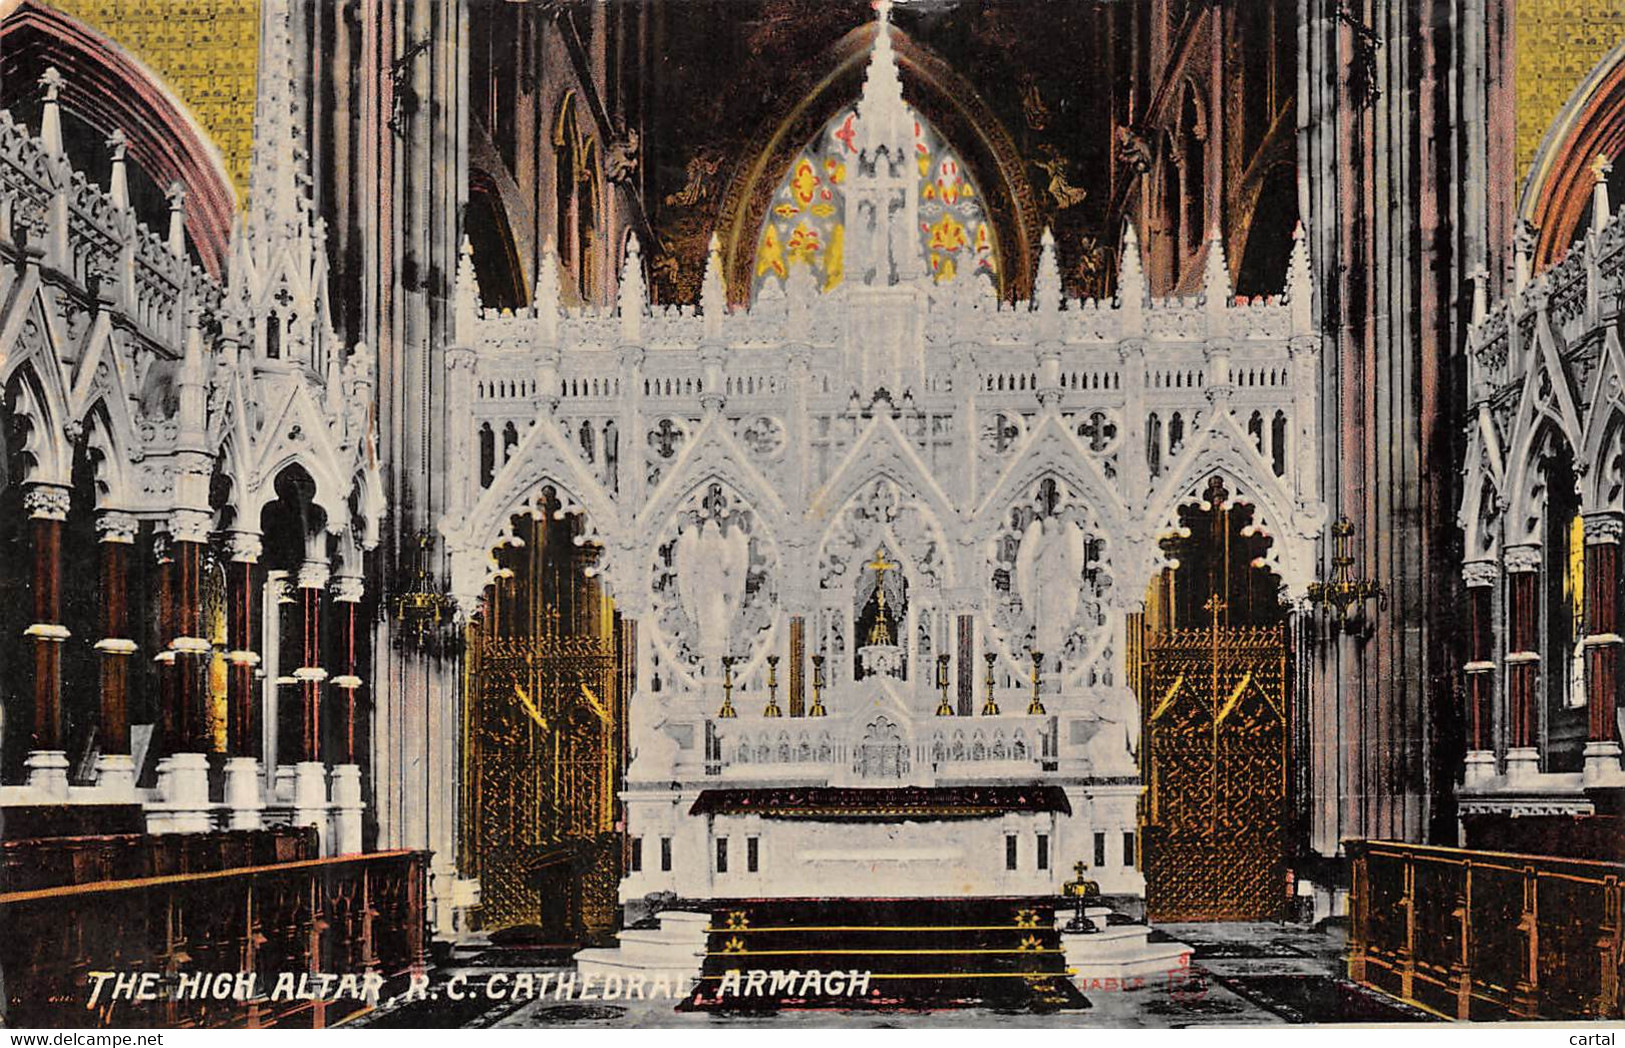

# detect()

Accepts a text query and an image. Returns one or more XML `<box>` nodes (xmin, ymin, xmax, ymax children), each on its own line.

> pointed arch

<box><xmin>1520</xmin><ymin>39</ymin><xmax>1625</xmax><ymax>272</ymax></box>
<box><xmin>1144</xmin><ymin>410</ymin><xmax>1317</xmax><ymax>597</ymax></box>
<box><xmin>971</xmin><ymin>414</ymin><xmax>1128</xmax><ymax>546</ymax></box>
<box><xmin>714</xmin><ymin>19</ymin><xmax>1040</xmax><ymax>304</ymax></box>
<box><xmin>638</xmin><ymin>414</ymin><xmax>789</xmax><ymax>540</ymax></box>
<box><xmin>0</xmin><ymin>1</ymin><xmax>237</xmax><ymax>275</ymax></box>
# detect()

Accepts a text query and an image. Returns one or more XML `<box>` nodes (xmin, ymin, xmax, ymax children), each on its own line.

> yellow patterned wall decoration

<box><xmin>1515</xmin><ymin>0</ymin><xmax>1625</xmax><ymax>184</ymax></box>
<box><xmin>44</xmin><ymin>0</ymin><xmax>259</xmax><ymax>205</ymax></box>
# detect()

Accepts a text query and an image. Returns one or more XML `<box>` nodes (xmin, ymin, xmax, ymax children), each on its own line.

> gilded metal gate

<box><xmin>459</xmin><ymin>588</ymin><xmax>628</xmax><ymax>945</ymax></box>
<box><xmin>1139</xmin><ymin>600</ymin><xmax>1290</xmax><ymax>921</ymax></box>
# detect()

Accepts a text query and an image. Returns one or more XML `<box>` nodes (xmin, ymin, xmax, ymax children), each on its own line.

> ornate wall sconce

<box><xmin>392</xmin><ymin>530</ymin><xmax>458</xmax><ymax>653</ymax></box>
<box><xmin>1305</xmin><ymin>516</ymin><xmax>1387</xmax><ymax>631</ymax></box>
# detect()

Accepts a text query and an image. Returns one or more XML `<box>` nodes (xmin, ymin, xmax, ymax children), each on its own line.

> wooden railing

<box><xmin>2</xmin><ymin>828</ymin><xmax>317</xmax><ymax>893</ymax></box>
<box><xmin>0</xmin><ymin>849</ymin><xmax>428</xmax><ymax>1029</ymax></box>
<box><xmin>1347</xmin><ymin>840</ymin><xmax>1623</xmax><ymax>1020</ymax></box>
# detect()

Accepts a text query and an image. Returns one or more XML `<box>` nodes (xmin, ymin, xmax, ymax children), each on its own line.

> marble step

<box><xmin>609</xmin><ymin>929</ymin><xmax>709</xmax><ymax>967</ymax></box>
<box><xmin>573</xmin><ymin>949</ymin><xmax>700</xmax><ymax>990</ymax></box>
<box><xmin>572</xmin><ymin>910</ymin><xmax>709</xmax><ymax>989</ymax></box>
<box><xmin>1062</xmin><ymin>925</ymin><xmax>1193</xmax><ymax>981</ymax></box>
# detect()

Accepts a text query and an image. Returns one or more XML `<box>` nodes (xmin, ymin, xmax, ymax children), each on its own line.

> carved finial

<box><xmin>1469</xmin><ymin>266</ymin><xmax>1489</xmax><ymax>326</ymax></box>
<box><xmin>1514</xmin><ymin>219</ymin><xmax>1536</xmax><ymax>294</ymax></box>
<box><xmin>166</xmin><ymin>183</ymin><xmax>188</xmax><ymax>257</ymax></box>
<box><xmin>1117</xmin><ymin>220</ymin><xmax>1146</xmax><ymax>329</ymax></box>
<box><xmin>1286</xmin><ymin>221</ymin><xmax>1313</xmax><ymax>336</ymax></box>
<box><xmin>455</xmin><ymin>235</ymin><xmax>481</xmax><ymax>339</ymax></box>
<box><xmin>1202</xmin><ymin>225</ymin><xmax>1231</xmax><ymax>313</ymax></box>
<box><xmin>106</xmin><ymin>129</ymin><xmax>129</xmax><ymax>210</ymax></box>
<box><xmin>618</xmin><ymin>231</ymin><xmax>646</xmax><ymax>341</ymax></box>
<box><xmin>701</xmin><ymin>232</ymin><xmax>727</xmax><ymax>339</ymax></box>
<box><xmin>857</xmin><ymin>0</ymin><xmax>910</xmax><ymax>157</ymax></box>
<box><xmin>1034</xmin><ymin>226</ymin><xmax>1062</xmax><ymax>312</ymax></box>
<box><xmin>1593</xmin><ymin>154</ymin><xmax>1614</xmax><ymax>235</ymax></box>
<box><xmin>535</xmin><ymin>235</ymin><xmax>561</xmax><ymax>339</ymax></box>
<box><xmin>38</xmin><ymin>67</ymin><xmax>64</xmax><ymax>159</ymax></box>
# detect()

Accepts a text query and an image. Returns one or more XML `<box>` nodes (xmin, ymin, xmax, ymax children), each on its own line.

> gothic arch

<box><xmin>1504</xmin><ymin>417</ymin><xmax>1576</xmax><ymax>547</ymax></box>
<box><xmin>714</xmin><ymin>19</ymin><xmax>1040</xmax><ymax>304</ymax></box>
<box><xmin>1520</xmin><ymin>39</ymin><xmax>1625</xmax><ymax>272</ymax></box>
<box><xmin>1144</xmin><ymin>411</ymin><xmax>1313</xmax><ymax>597</ymax></box>
<box><xmin>0</xmin><ymin>1</ymin><xmax>236</xmax><ymax>276</ymax></box>
<box><xmin>74</xmin><ymin>396</ymin><xmax>130</xmax><ymax>508</ymax></box>
<box><xmin>637</xmin><ymin>415</ymin><xmax>789</xmax><ymax>542</ymax></box>
<box><xmin>971</xmin><ymin>415</ymin><xmax>1129</xmax><ymax>546</ymax></box>
<box><xmin>811</xmin><ymin>412</ymin><xmax>957</xmax><ymax>546</ymax></box>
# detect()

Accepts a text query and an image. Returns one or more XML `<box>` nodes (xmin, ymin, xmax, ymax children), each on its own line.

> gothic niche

<box><xmin>854</xmin><ymin>545</ymin><xmax>907</xmax><ymax>680</ymax></box>
<box><xmin>990</xmin><ymin>476</ymin><xmax>1110</xmax><ymax>684</ymax></box>
<box><xmin>650</xmin><ymin>481</ymin><xmax>777</xmax><ymax>683</ymax></box>
<box><xmin>816</xmin><ymin>477</ymin><xmax>947</xmax><ymax>681</ymax></box>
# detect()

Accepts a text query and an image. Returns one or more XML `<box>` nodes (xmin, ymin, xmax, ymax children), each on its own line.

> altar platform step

<box><xmin>1057</xmin><ymin>908</ymin><xmax>1194</xmax><ymax>983</ymax></box>
<box><xmin>681</xmin><ymin>897</ymin><xmax>1088</xmax><ymax>1012</ymax></box>
<box><xmin>574</xmin><ymin>910</ymin><xmax>708</xmax><ymax>986</ymax></box>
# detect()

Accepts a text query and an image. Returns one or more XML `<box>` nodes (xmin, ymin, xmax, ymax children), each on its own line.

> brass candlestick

<box><xmin>981</xmin><ymin>651</ymin><xmax>1000</xmax><ymax>716</ymax></box>
<box><xmin>763</xmin><ymin>654</ymin><xmax>783</xmax><ymax>717</ymax></box>
<box><xmin>1028</xmin><ymin>649</ymin><xmax>1046</xmax><ymax>716</ymax></box>
<box><xmin>717</xmin><ymin>655</ymin><xmax>738</xmax><ymax>718</ymax></box>
<box><xmin>935</xmin><ymin>652</ymin><xmax>954</xmax><ymax>716</ymax></box>
<box><xmin>809</xmin><ymin>653</ymin><xmax>827</xmax><ymax>717</ymax></box>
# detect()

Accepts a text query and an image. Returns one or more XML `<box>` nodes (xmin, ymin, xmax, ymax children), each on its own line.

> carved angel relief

<box><xmin>651</xmin><ymin>481</ymin><xmax>777</xmax><ymax>682</ymax></box>
<box><xmin>990</xmin><ymin>476</ymin><xmax>1111</xmax><ymax>682</ymax></box>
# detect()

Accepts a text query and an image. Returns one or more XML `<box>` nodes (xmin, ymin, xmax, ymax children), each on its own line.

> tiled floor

<box><xmin>354</xmin><ymin>921</ymin><xmax>1438</xmax><ymax>1028</ymax></box>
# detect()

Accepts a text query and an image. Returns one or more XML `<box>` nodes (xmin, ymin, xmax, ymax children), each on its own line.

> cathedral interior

<box><xmin>0</xmin><ymin>0</ymin><xmax>1621</xmax><ymax>1028</ymax></box>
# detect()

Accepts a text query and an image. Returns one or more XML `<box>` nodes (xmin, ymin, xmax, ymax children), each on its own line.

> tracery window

<box><xmin>754</xmin><ymin>106</ymin><xmax>997</xmax><ymax>296</ymax></box>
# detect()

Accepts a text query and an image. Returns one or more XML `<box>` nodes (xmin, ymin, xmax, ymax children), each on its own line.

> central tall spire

<box><xmin>857</xmin><ymin>0</ymin><xmax>911</xmax><ymax>159</ymax></box>
<box><xmin>245</xmin><ymin>0</ymin><xmax>312</xmax><ymax>239</ymax></box>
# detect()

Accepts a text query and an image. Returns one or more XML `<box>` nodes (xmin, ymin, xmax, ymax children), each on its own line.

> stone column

<box><xmin>93</xmin><ymin>510</ymin><xmax>140</xmax><ymax>800</ymax></box>
<box><xmin>293</xmin><ymin>560</ymin><xmax>331</xmax><ymax>847</ymax></box>
<box><xmin>1503</xmin><ymin>544</ymin><xmax>1542</xmax><ymax>782</ymax></box>
<box><xmin>329</xmin><ymin>573</ymin><xmax>367</xmax><ymax>854</ymax></box>
<box><xmin>1583</xmin><ymin>513</ymin><xmax>1623</xmax><ymax>783</ymax></box>
<box><xmin>223</xmin><ymin>532</ymin><xmax>265</xmax><ymax>829</ymax></box>
<box><xmin>1461</xmin><ymin>560</ymin><xmax>1498</xmax><ymax>785</ymax></box>
<box><xmin>22</xmin><ymin>484</ymin><xmax>70</xmax><ymax>800</ymax></box>
<box><xmin>152</xmin><ymin>510</ymin><xmax>213</xmax><ymax>832</ymax></box>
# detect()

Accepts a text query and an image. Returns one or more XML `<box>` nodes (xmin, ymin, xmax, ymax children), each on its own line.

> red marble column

<box><xmin>788</xmin><ymin>616</ymin><xmax>805</xmax><ymax>718</ymax></box>
<box><xmin>296</xmin><ymin>562</ymin><xmax>330</xmax><ymax>763</ymax></box>
<box><xmin>154</xmin><ymin>533</ymin><xmax>177</xmax><ymax>751</ymax></box>
<box><xmin>1584</xmin><ymin>515</ymin><xmax>1622</xmax><ymax>750</ymax></box>
<box><xmin>168</xmin><ymin>517</ymin><xmax>212</xmax><ymax>753</ymax></box>
<box><xmin>22</xmin><ymin>485</ymin><xmax>70</xmax><ymax>754</ymax></box>
<box><xmin>1462</xmin><ymin>562</ymin><xmax>1497</xmax><ymax>753</ymax></box>
<box><xmin>225</xmin><ymin>533</ymin><xmax>264</xmax><ymax>760</ymax></box>
<box><xmin>1504</xmin><ymin>546</ymin><xmax>1542</xmax><ymax>755</ymax></box>
<box><xmin>94</xmin><ymin>511</ymin><xmax>140</xmax><ymax>758</ymax></box>
<box><xmin>330</xmin><ymin>575</ymin><xmax>365</xmax><ymax>765</ymax></box>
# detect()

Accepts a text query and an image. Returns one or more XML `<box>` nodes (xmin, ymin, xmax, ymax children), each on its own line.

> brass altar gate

<box><xmin>1138</xmin><ymin>611</ymin><xmax>1290</xmax><ymax>922</ymax></box>
<box><xmin>458</xmin><ymin>506</ymin><xmax>629</xmax><ymax>946</ymax></box>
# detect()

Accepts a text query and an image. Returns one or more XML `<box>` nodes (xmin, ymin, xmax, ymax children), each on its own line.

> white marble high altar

<box><xmin>441</xmin><ymin>3</ymin><xmax>1322</xmax><ymax>909</ymax></box>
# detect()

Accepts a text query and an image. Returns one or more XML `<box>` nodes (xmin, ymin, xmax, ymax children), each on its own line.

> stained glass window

<box><xmin>754</xmin><ymin>106</ymin><xmax>999</xmax><ymax>297</ymax></box>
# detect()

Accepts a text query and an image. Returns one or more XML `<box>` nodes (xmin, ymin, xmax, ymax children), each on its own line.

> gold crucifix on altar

<box><xmin>865</xmin><ymin>547</ymin><xmax>899</xmax><ymax>646</ymax></box>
